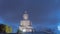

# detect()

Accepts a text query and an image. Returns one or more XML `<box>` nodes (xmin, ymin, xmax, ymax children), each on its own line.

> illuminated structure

<box><xmin>19</xmin><ymin>11</ymin><xmax>33</xmax><ymax>32</ymax></box>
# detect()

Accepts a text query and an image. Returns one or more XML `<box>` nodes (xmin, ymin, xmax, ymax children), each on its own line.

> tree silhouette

<box><xmin>0</xmin><ymin>24</ymin><xmax>6</xmax><ymax>33</ymax></box>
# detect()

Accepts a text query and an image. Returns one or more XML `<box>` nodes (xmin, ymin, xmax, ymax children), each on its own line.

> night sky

<box><xmin>0</xmin><ymin>0</ymin><xmax>60</xmax><ymax>33</ymax></box>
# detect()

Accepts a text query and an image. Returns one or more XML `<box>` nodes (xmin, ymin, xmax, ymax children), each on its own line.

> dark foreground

<box><xmin>0</xmin><ymin>32</ymin><xmax>56</xmax><ymax>34</ymax></box>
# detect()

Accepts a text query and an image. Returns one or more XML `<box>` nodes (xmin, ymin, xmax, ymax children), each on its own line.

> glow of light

<box><xmin>58</xmin><ymin>25</ymin><xmax>60</xmax><ymax>31</ymax></box>
<box><xmin>22</xmin><ymin>29</ymin><xmax>26</xmax><ymax>32</ymax></box>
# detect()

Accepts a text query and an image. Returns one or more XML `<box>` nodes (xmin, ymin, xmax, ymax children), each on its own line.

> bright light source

<box><xmin>58</xmin><ymin>26</ymin><xmax>60</xmax><ymax>31</ymax></box>
<box><xmin>22</xmin><ymin>29</ymin><xmax>26</xmax><ymax>32</ymax></box>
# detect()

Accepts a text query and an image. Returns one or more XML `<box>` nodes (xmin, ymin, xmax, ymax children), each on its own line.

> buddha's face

<box><xmin>23</xmin><ymin>14</ymin><xmax>28</xmax><ymax>20</ymax></box>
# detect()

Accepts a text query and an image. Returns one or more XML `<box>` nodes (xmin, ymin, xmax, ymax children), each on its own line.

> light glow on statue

<box><xmin>22</xmin><ymin>29</ymin><xmax>26</xmax><ymax>32</ymax></box>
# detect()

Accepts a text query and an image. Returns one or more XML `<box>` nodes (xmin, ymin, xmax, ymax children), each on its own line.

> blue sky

<box><xmin>0</xmin><ymin>0</ymin><xmax>60</xmax><ymax>33</ymax></box>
